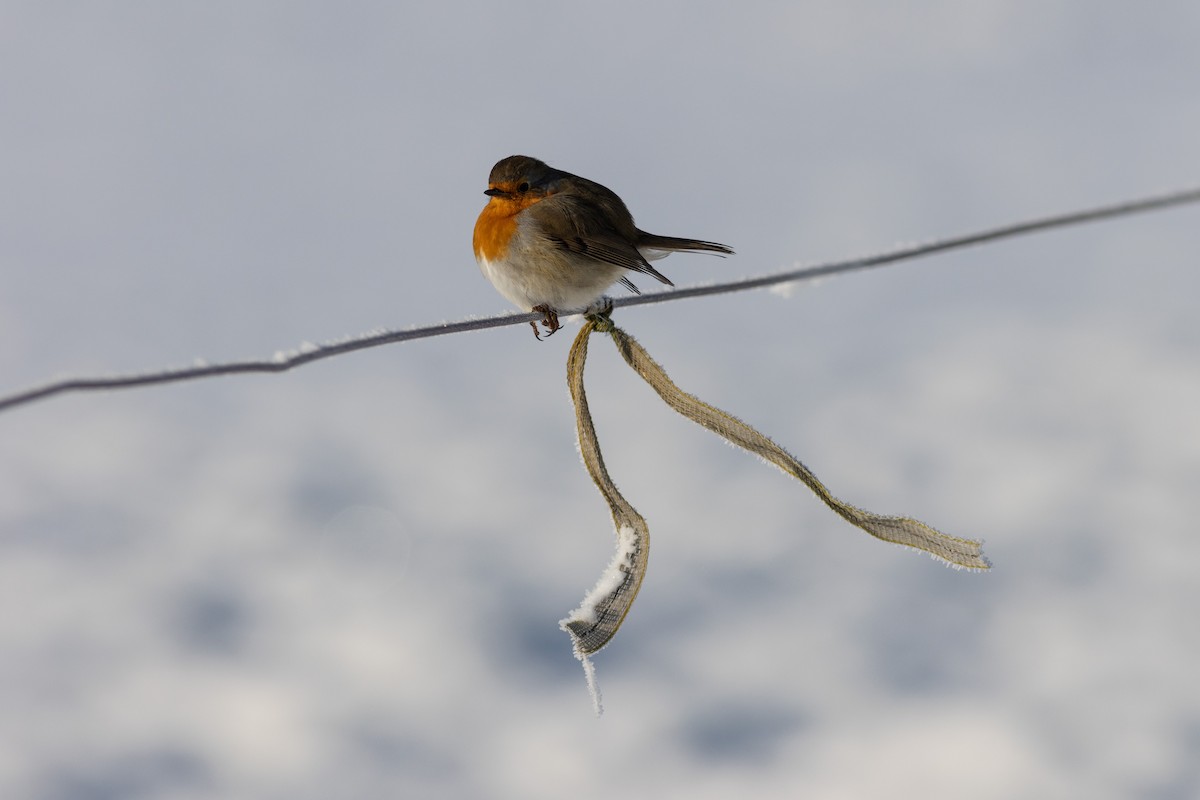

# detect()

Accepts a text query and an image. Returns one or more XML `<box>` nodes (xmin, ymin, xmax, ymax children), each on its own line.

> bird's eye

<box><xmin>517</xmin><ymin>182</ymin><xmax>530</xmax><ymax>193</ymax></box>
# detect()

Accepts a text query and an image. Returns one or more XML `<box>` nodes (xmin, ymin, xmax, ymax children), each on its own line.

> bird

<box><xmin>473</xmin><ymin>155</ymin><xmax>733</xmax><ymax>339</ymax></box>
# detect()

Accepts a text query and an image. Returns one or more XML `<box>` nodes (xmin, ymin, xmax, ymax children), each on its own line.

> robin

<box><xmin>473</xmin><ymin>155</ymin><xmax>733</xmax><ymax>339</ymax></box>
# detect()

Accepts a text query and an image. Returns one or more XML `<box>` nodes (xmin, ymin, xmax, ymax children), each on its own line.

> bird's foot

<box><xmin>530</xmin><ymin>304</ymin><xmax>561</xmax><ymax>340</ymax></box>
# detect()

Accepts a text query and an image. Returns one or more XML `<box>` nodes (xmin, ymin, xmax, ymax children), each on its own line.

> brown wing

<box><xmin>525</xmin><ymin>191</ymin><xmax>674</xmax><ymax>286</ymax></box>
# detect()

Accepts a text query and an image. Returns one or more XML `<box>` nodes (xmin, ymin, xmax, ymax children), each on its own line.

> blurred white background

<box><xmin>2</xmin><ymin>3</ymin><xmax>1199</xmax><ymax>798</ymax></box>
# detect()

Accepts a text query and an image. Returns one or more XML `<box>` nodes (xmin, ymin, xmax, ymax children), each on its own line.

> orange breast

<box><xmin>472</xmin><ymin>194</ymin><xmax>544</xmax><ymax>262</ymax></box>
<box><xmin>473</xmin><ymin>203</ymin><xmax>518</xmax><ymax>263</ymax></box>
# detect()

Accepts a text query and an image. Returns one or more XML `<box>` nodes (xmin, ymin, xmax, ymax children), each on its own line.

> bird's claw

<box><xmin>530</xmin><ymin>304</ymin><xmax>561</xmax><ymax>340</ymax></box>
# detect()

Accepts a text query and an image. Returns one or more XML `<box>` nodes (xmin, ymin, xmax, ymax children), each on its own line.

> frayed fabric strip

<box><xmin>560</xmin><ymin>314</ymin><xmax>990</xmax><ymax>712</ymax></box>
<box><xmin>561</xmin><ymin>322</ymin><xmax>650</xmax><ymax>659</ymax></box>
<box><xmin>562</xmin><ymin>322</ymin><xmax>652</xmax><ymax>714</ymax></box>
<box><xmin>604</xmin><ymin>325</ymin><xmax>990</xmax><ymax>571</ymax></box>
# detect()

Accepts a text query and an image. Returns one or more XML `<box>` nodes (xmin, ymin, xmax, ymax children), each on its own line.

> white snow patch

<box><xmin>559</xmin><ymin>525</ymin><xmax>639</xmax><ymax>628</ymax></box>
<box><xmin>770</xmin><ymin>280</ymin><xmax>798</xmax><ymax>299</ymax></box>
<box><xmin>559</xmin><ymin>524</ymin><xmax>641</xmax><ymax>717</ymax></box>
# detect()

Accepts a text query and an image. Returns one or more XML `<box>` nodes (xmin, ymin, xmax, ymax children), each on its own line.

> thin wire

<box><xmin>2</xmin><ymin>186</ymin><xmax>1199</xmax><ymax>415</ymax></box>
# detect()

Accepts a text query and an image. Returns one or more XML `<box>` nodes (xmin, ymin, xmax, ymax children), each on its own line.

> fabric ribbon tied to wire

<box><xmin>561</xmin><ymin>310</ymin><xmax>989</xmax><ymax>712</ymax></box>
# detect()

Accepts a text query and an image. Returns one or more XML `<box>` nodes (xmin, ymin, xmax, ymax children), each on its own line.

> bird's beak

<box><xmin>484</xmin><ymin>187</ymin><xmax>505</xmax><ymax>197</ymax></box>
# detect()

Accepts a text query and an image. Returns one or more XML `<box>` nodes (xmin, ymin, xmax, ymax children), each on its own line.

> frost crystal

<box><xmin>559</xmin><ymin>524</ymin><xmax>641</xmax><ymax>717</ymax></box>
<box><xmin>560</xmin><ymin>525</ymin><xmax>638</xmax><ymax>629</ymax></box>
<box><xmin>769</xmin><ymin>280</ymin><xmax>796</xmax><ymax>298</ymax></box>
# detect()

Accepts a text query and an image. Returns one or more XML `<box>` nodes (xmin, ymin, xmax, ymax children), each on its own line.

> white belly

<box><xmin>478</xmin><ymin>253</ymin><xmax>624</xmax><ymax>313</ymax></box>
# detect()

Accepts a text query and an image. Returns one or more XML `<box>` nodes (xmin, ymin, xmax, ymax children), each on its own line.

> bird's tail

<box><xmin>636</xmin><ymin>232</ymin><xmax>734</xmax><ymax>260</ymax></box>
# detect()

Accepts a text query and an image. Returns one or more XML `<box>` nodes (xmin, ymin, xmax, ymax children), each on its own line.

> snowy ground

<box><xmin>3</xmin><ymin>4</ymin><xmax>1199</xmax><ymax>799</ymax></box>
